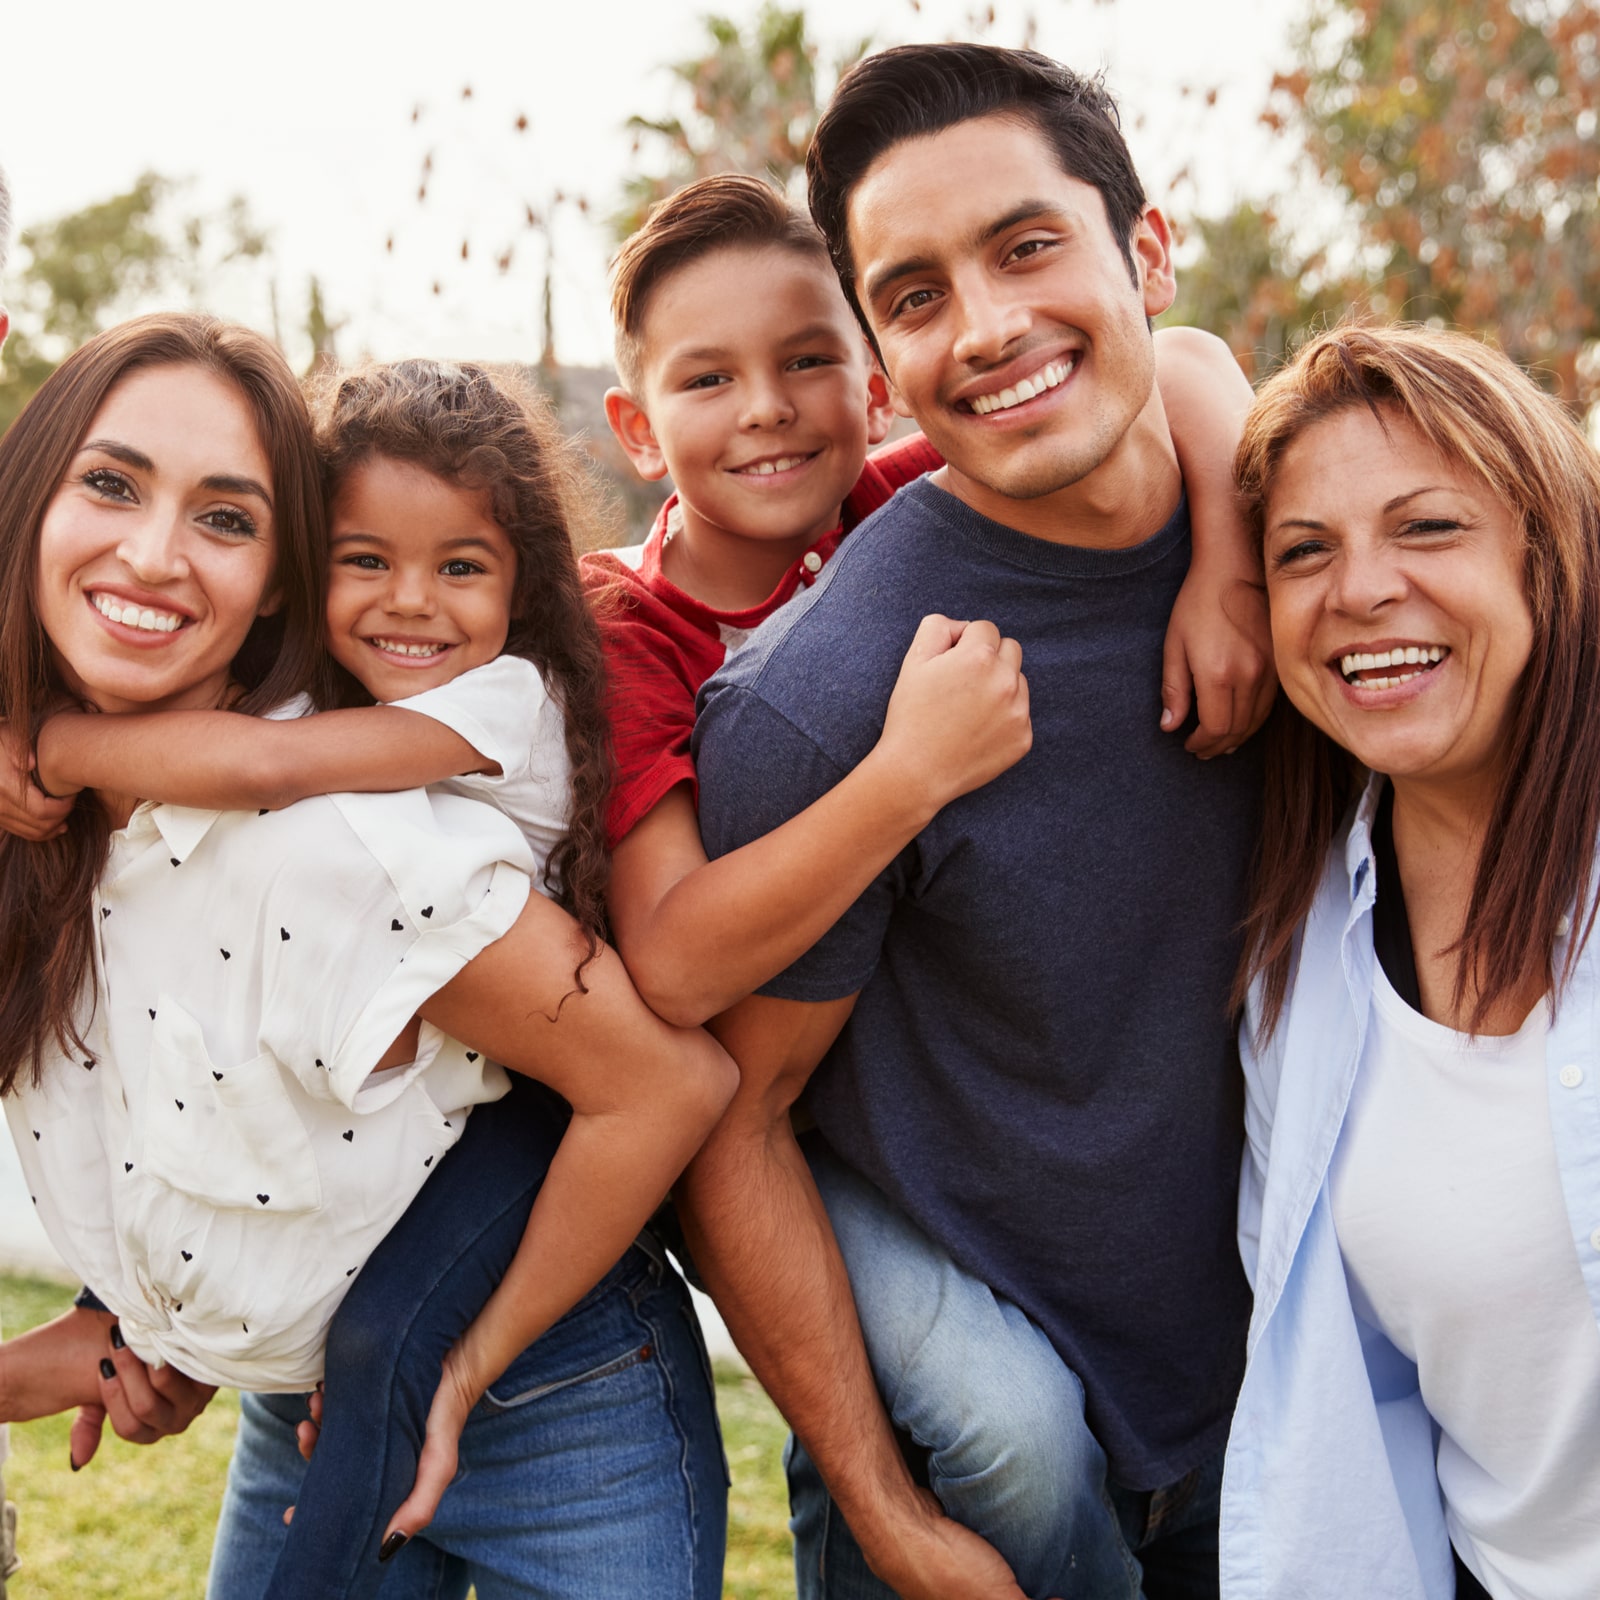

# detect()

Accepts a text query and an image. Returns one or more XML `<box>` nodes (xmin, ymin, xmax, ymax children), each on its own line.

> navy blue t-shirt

<box><xmin>693</xmin><ymin>475</ymin><xmax>1259</xmax><ymax>1489</ymax></box>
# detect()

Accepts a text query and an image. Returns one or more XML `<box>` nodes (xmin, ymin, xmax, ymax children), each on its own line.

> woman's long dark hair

<box><xmin>0</xmin><ymin>314</ymin><xmax>326</xmax><ymax>1093</ymax></box>
<box><xmin>1234</xmin><ymin>323</ymin><xmax>1600</xmax><ymax>1036</ymax></box>
<box><xmin>310</xmin><ymin>361</ymin><xmax>616</xmax><ymax>986</ymax></box>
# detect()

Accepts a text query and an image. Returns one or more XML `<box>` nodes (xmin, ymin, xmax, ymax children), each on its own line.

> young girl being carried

<box><xmin>9</xmin><ymin>355</ymin><xmax>1033</xmax><ymax>1598</ymax></box>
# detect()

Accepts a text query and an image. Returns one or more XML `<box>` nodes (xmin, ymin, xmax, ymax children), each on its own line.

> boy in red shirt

<box><xmin>584</xmin><ymin>172</ymin><xmax>1267</xmax><ymax>1029</ymax></box>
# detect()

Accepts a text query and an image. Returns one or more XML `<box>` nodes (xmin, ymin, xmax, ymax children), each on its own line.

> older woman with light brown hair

<box><xmin>1222</xmin><ymin>324</ymin><xmax>1600</xmax><ymax>1600</ymax></box>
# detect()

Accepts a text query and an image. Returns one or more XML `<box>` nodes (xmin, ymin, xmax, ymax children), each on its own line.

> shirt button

<box><xmin>1560</xmin><ymin>1064</ymin><xmax>1584</xmax><ymax>1089</ymax></box>
<box><xmin>1557</xmin><ymin>913</ymin><xmax>1572</xmax><ymax>938</ymax></box>
<box><xmin>802</xmin><ymin>551</ymin><xmax>823</xmax><ymax>574</ymax></box>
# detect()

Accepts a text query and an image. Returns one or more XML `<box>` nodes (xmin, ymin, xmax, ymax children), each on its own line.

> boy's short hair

<box><xmin>807</xmin><ymin>43</ymin><xmax>1147</xmax><ymax>329</ymax></box>
<box><xmin>0</xmin><ymin>163</ymin><xmax>12</xmax><ymax>276</ymax></box>
<box><xmin>610</xmin><ymin>173</ymin><xmax>831</xmax><ymax>393</ymax></box>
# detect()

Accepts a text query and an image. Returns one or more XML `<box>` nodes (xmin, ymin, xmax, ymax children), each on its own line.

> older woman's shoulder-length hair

<box><xmin>1234</xmin><ymin>322</ymin><xmax>1600</xmax><ymax>1036</ymax></box>
<box><xmin>0</xmin><ymin>313</ymin><xmax>327</xmax><ymax>1093</ymax></box>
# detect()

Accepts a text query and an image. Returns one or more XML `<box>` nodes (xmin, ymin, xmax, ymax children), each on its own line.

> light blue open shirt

<box><xmin>1221</xmin><ymin>775</ymin><xmax>1600</xmax><ymax>1599</ymax></box>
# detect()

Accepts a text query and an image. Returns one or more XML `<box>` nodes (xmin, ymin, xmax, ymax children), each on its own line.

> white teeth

<box><xmin>372</xmin><ymin>638</ymin><xmax>447</xmax><ymax>658</ymax></box>
<box><xmin>969</xmin><ymin>359</ymin><xmax>1074</xmax><ymax>416</ymax></box>
<box><xmin>1339</xmin><ymin>646</ymin><xmax>1449</xmax><ymax>683</ymax></box>
<box><xmin>93</xmin><ymin>594</ymin><xmax>182</xmax><ymax>633</ymax></box>
<box><xmin>740</xmin><ymin>455</ymin><xmax>809</xmax><ymax>476</ymax></box>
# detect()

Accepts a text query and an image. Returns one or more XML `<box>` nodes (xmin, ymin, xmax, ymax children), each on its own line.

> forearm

<box><xmin>676</xmin><ymin>1114</ymin><xmax>926</xmax><ymax>1572</ymax></box>
<box><xmin>35</xmin><ymin>705</ymin><xmax>482</xmax><ymax>811</ymax></box>
<box><xmin>1153</xmin><ymin>325</ymin><xmax>1255</xmax><ymax>568</ymax></box>
<box><xmin>0</xmin><ymin>1307</ymin><xmax>111</xmax><ymax>1422</ymax></box>
<box><xmin>626</xmin><ymin>748</ymin><xmax>931</xmax><ymax>1027</ymax></box>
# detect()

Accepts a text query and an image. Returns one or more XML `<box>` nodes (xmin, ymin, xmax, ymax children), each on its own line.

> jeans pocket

<box><xmin>482</xmin><ymin>1249</ymin><xmax>658</xmax><ymax>1409</ymax></box>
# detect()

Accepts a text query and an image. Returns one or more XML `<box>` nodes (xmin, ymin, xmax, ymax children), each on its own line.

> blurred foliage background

<box><xmin>4</xmin><ymin>0</ymin><xmax>1598</xmax><ymax>538</ymax></box>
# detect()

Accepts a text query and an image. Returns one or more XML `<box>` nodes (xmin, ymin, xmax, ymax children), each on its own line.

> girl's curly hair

<box><xmin>311</xmin><ymin>359</ymin><xmax>618</xmax><ymax>985</ymax></box>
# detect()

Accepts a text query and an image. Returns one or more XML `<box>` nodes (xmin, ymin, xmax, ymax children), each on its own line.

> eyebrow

<box><xmin>1271</xmin><ymin>487</ymin><xmax>1454</xmax><ymax>533</ymax></box>
<box><xmin>330</xmin><ymin>531</ymin><xmax>503</xmax><ymax>554</ymax></box>
<box><xmin>77</xmin><ymin>439</ymin><xmax>273</xmax><ymax>510</ymax></box>
<box><xmin>861</xmin><ymin>199</ymin><xmax>1063</xmax><ymax>307</ymax></box>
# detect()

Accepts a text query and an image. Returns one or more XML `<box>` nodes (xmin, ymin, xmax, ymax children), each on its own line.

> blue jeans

<box><xmin>794</xmin><ymin>1140</ymin><xmax>1220</xmax><ymax>1600</ymax></box>
<box><xmin>207</xmin><ymin>1081</ymin><xmax>727</xmax><ymax>1600</ymax></box>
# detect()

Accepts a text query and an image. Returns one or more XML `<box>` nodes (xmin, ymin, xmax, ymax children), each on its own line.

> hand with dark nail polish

<box><xmin>109</xmin><ymin>1323</ymin><xmax>126</xmax><ymax>1351</ymax></box>
<box><xmin>99</xmin><ymin>1358</ymin><xmax>117</xmax><ymax>1381</ymax></box>
<box><xmin>378</xmin><ymin>1530</ymin><xmax>409</xmax><ymax>1564</ymax></box>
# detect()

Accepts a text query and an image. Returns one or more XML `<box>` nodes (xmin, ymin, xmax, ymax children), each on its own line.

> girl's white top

<box><xmin>1</xmin><ymin>675</ymin><xmax>563</xmax><ymax>1392</ymax></box>
<box><xmin>388</xmin><ymin>654</ymin><xmax>572</xmax><ymax>880</ymax></box>
<box><xmin>1331</xmin><ymin>966</ymin><xmax>1600</xmax><ymax>1599</ymax></box>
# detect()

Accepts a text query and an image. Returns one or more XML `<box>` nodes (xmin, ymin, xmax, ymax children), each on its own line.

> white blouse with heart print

<box><xmin>3</xmin><ymin>774</ymin><xmax>534</xmax><ymax>1392</ymax></box>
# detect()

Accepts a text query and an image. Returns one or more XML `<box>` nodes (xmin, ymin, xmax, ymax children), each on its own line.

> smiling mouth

<box><xmin>92</xmin><ymin>593</ymin><xmax>186</xmax><ymax>633</ymax></box>
<box><xmin>1339</xmin><ymin>645</ymin><xmax>1449</xmax><ymax>689</ymax></box>
<box><xmin>730</xmin><ymin>453</ymin><xmax>817</xmax><ymax>476</ymax></box>
<box><xmin>964</xmin><ymin>357</ymin><xmax>1077</xmax><ymax>416</ymax></box>
<box><xmin>368</xmin><ymin>637</ymin><xmax>453</xmax><ymax>659</ymax></box>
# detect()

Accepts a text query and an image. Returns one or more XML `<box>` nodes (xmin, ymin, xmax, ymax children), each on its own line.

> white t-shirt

<box><xmin>1331</xmin><ymin>966</ymin><xmax>1600</xmax><ymax>1599</ymax></box>
<box><xmin>3</xmin><ymin>775</ymin><xmax>533</xmax><ymax>1391</ymax></box>
<box><xmin>388</xmin><ymin>654</ymin><xmax>572</xmax><ymax>892</ymax></box>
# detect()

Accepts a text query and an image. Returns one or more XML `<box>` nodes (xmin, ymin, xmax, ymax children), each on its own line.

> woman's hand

<box><xmin>376</xmin><ymin>1339</ymin><xmax>488</xmax><ymax>1560</ymax></box>
<box><xmin>0</xmin><ymin>1307</ymin><xmax>215</xmax><ymax>1462</ymax></box>
<box><xmin>0</xmin><ymin>718</ymin><xmax>73</xmax><ymax>840</ymax></box>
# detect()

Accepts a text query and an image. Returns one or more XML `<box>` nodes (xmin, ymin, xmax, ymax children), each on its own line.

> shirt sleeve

<box><xmin>386</xmin><ymin>656</ymin><xmax>549</xmax><ymax>780</ymax></box>
<box><xmin>693</xmin><ymin>682</ymin><xmax>901</xmax><ymax>1002</ymax></box>
<box><xmin>601</xmin><ymin>606</ymin><xmax>701</xmax><ymax>848</ymax></box>
<box><xmin>253</xmin><ymin>789</ymin><xmax>533</xmax><ymax>1111</ymax></box>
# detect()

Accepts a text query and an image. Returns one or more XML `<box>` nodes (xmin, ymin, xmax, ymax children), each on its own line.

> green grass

<box><xmin>1</xmin><ymin>1274</ymin><xmax>796</xmax><ymax>1598</ymax></box>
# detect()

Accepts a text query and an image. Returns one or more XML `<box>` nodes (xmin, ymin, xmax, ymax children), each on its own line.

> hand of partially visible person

<box><xmin>1160</xmin><ymin>558</ymin><xmax>1274</xmax><ymax>759</ymax></box>
<box><xmin>0</xmin><ymin>716</ymin><xmax>73</xmax><ymax>841</ymax></box>
<box><xmin>866</xmin><ymin>1488</ymin><xmax>1054</xmax><ymax>1600</ymax></box>
<box><xmin>372</xmin><ymin>1340</ymin><xmax>485</xmax><ymax>1562</ymax></box>
<box><xmin>878</xmin><ymin>613</ymin><xmax>1032</xmax><ymax>812</ymax></box>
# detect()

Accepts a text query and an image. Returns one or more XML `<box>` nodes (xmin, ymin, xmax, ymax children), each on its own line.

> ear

<box><xmin>0</xmin><ymin>309</ymin><xmax>10</xmax><ymax>353</ymax></box>
<box><xmin>256</xmin><ymin>584</ymin><xmax>283</xmax><ymax>619</ymax></box>
<box><xmin>865</xmin><ymin>363</ymin><xmax>895</xmax><ymax>447</ymax></box>
<box><xmin>1132</xmin><ymin>205</ymin><xmax>1177</xmax><ymax>320</ymax></box>
<box><xmin>604</xmin><ymin>387</ymin><xmax>669</xmax><ymax>483</ymax></box>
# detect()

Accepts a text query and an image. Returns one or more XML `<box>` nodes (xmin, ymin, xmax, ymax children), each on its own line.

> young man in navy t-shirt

<box><xmin>681</xmin><ymin>44</ymin><xmax>1268</xmax><ymax>1600</ymax></box>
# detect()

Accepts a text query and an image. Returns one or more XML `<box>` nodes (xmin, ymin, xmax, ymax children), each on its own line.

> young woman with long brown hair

<box><xmin>0</xmin><ymin>315</ymin><xmax>736</xmax><ymax>1599</ymax></box>
<box><xmin>1222</xmin><ymin>323</ymin><xmax>1600</xmax><ymax>1600</ymax></box>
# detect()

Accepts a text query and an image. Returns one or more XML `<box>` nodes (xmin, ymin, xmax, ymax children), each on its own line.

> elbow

<box><xmin>677</xmin><ymin>1033</ymin><xmax>740</xmax><ymax>1141</ymax></box>
<box><xmin>630</xmin><ymin>952</ymin><xmax>724</xmax><ymax>1031</ymax></box>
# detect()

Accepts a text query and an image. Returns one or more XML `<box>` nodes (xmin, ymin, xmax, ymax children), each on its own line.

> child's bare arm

<box><xmin>608</xmin><ymin>614</ymin><xmax>1031</xmax><ymax>1029</ymax></box>
<box><xmin>1153</xmin><ymin>325</ymin><xmax>1274</xmax><ymax>757</ymax></box>
<box><xmin>33</xmin><ymin>705</ymin><xmax>494</xmax><ymax>812</ymax></box>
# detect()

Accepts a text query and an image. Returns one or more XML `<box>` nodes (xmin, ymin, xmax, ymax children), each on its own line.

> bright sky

<box><xmin>0</xmin><ymin>0</ymin><xmax>1305</xmax><ymax>371</ymax></box>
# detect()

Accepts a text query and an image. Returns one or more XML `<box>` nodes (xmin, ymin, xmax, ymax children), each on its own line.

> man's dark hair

<box><xmin>806</xmin><ymin>44</ymin><xmax>1147</xmax><ymax>329</ymax></box>
<box><xmin>0</xmin><ymin>163</ymin><xmax>12</xmax><ymax>276</ymax></box>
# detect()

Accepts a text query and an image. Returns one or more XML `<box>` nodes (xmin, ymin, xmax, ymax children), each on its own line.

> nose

<box><xmin>739</xmin><ymin>373</ymin><xmax>796</xmax><ymax>432</ymax></box>
<box><xmin>116</xmin><ymin>506</ymin><xmax>188</xmax><ymax>586</ymax></box>
<box><xmin>1330</xmin><ymin>539</ymin><xmax>1408</xmax><ymax>617</ymax></box>
<box><xmin>949</xmin><ymin>273</ymin><xmax>1031</xmax><ymax>368</ymax></box>
<box><xmin>382</xmin><ymin>564</ymin><xmax>436</xmax><ymax>617</ymax></box>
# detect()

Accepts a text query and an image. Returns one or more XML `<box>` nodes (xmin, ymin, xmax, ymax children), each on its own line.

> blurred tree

<box><xmin>0</xmin><ymin>174</ymin><xmax>269</xmax><ymax>434</ymax></box>
<box><xmin>1171</xmin><ymin>0</ymin><xmax>1600</xmax><ymax>404</ymax></box>
<box><xmin>613</xmin><ymin>4</ymin><xmax>871</xmax><ymax>239</ymax></box>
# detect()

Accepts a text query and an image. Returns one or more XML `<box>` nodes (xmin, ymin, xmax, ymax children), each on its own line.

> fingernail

<box><xmin>1159</xmin><ymin>709</ymin><xmax>1175</xmax><ymax>729</ymax></box>
<box><xmin>99</xmin><ymin>1358</ymin><xmax>116</xmax><ymax>1380</ymax></box>
<box><xmin>378</xmin><ymin>1532</ymin><xmax>409</xmax><ymax>1564</ymax></box>
<box><xmin>109</xmin><ymin>1324</ymin><xmax>125</xmax><ymax>1351</ymax></box>
<box><xmin>69</xmin><ymin>1448</ymin><xmax>83</xmax><ymax>1472</ymax></box>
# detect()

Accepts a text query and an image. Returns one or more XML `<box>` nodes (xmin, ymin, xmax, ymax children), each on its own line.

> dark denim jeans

<box><xmin>207</xmin><ymin>1079</ymin><xmax>727</xmax><ymax>1600</ymax></box>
